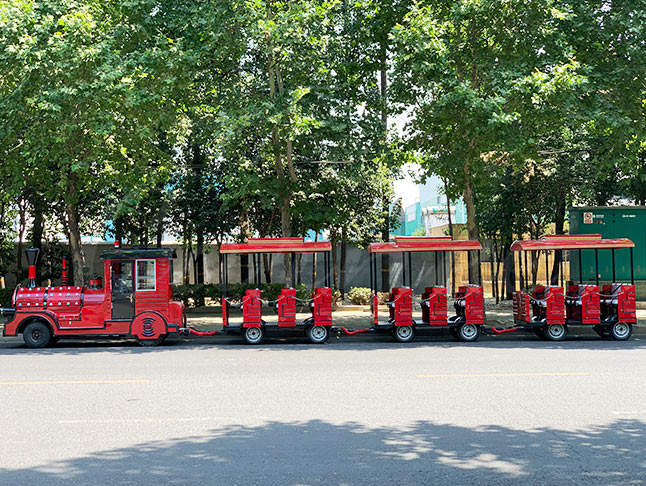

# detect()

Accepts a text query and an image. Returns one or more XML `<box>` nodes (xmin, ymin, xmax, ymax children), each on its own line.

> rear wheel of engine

<box><xmin>609</xmin><ymin>322</ymin><xmax>632</xmax><ymax>341</ymax></box>
<box><xmin>393</xmin><ymin>325</ymin><xmax>415</xmax><ymax>343</ymax></box>
<box><xmin>306</xmin><ymin>325</ymin><xmax>329</xmax><ymax>344</ymax></box>
<box><xmin>137</xmin><ymin>334</ymin><xmax>167</xmax><ymax>347</ymax></box>
<box><xmin>456</xmin><ymin>323</ymin><xmax>480</xmax><ymax>342</ymax></box>
<box><xmin>543</xmin><ymin>324</ymin><xmax>567</xmax><ymax>341</ymax></box>
<box><xmin>593</xmin><ymin>325</ymin><xmax>610</xmax><ymax>338</ymax></box>
<box><xmin>23</xmin><ymin>321</ymin><xmax>52</xmax><ymax>349</ymax></box>
<box><xmin>243</xmin><ymin>326</ymin><xmax>264</xmax><ymax>345</ymax></box>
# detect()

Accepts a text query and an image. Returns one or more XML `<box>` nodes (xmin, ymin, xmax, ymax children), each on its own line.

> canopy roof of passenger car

<box><xmin>369</xmin><ymin>236</ymin><xmax>482</xmax><ymax>253</ymax></box>
<box><xmin>100</xmin><ymin>247</ymin><xmax>176</xmax><ymax>259</ymax></box>
<box><xmin>219</xmin><ymin>238</ymin><xmax>331</xmax><ymax>254</ymax></box>
<box><xmin>510</xmin><ymin>234</ymin><xmax>634</xmax><ymax>251</ymax></box>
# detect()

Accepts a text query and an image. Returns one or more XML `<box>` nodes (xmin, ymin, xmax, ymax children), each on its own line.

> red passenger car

<box><xmin>365</xmin><ymin>236</ymin><xmax>485</xmax><ymax>342</ymax></box>
<box><xmin>2</xmin><ymin>246</ymin><xmax>184</xmax><ymax>348</ymax></box>
<box><xmin>509</xmin><ymin>234</ymin><xmax>636</xmax><ymax>340</ymax></box>
<box><xmin>219</xmin><ymin>238</ymin><xmax>333</xmax><ymax>344</ymax></box>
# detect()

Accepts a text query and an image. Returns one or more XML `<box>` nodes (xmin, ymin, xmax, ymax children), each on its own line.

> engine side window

<box><xmin>136</xmin><ymin>260</ymin><xmax>156</xmax><ymax>291</ymax></box>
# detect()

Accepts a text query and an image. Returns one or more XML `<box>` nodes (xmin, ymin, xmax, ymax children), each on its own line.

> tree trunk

<box><xmin>0</xmin><ymin>201</ymin><xmax>5</xmax><ymax>287</ymax></box>
<box><xmin>196</xmin><ymin>230</ymin><xmax>205</xmax><ymax>306</ymax></box>
<box><xmin>64</xmin><ymin>172</ymin><xmax>85</xmax><ymax>286</ymax></box>
<box><xmin>66</xmin><ymin>202</ymin><xmax>85</xmax><ymax>286</ymax></box>
<box><xmin>16</xmin><ymin>196</ymin><xmax>27</xmax><ymax>283</ymax></box>
<box><xmin>379</xmin><ymin>38</ymin><xmax>390</xmax><ymax>293</ymax></box>
<box><xmin>463</xmin><ymin>158</ymin><xmax>480</xmax><ymax>282</ymax></box>
<box><xmin>550</xmin><ymin>193</ymin><xmax>566</xmax><ymax>285</ymax></box>
<box><xmin>263</xmin><ymin>254</ymin><xmax>272</xmax><ymax>283</ymax></box>
<box><xmin>489</xmin><ymin>252</ymin><xmax>496</xmax><ymax>302</ymax></box>
<box><xmin>331</xmin><ymin>234</ymin><xmax>338</xmax><ymax>290</ymax></box>
<box><xmin>114</xmin><ymin>217</ymin><xmax>124</xmax><ymax>245</ymax></box>
<box><xmin>311</xmin><ymin>232</ymin><xmax>318</xmax><ymax>290</ymax></box>
<box><xmin>31</xmin><ymin>203</ymin><xmax>44</xmax><ymax>281</ymax></box>
<box><xmin>297</xmin><ymin>253</ymin><xmax>302</xmax><ymax>286</ymax></box>
<box><xmin>155</xmin><ymin>207</ymin><xmax>164</xmax><ymax>248</ymax></box>
<box><xmin>340</xmin><ymin>228</ymin><xmax>347</xmax><ymax>299</ymax></box>
<box><xmin>183</xmin><ymin>231</ymin><xmax>192</xmax><ymax>285</ymax></box>
<box><xmin>517</xmin><ymin>246</ymin><xmax>524</xmax><ymax>292</ymax></box>
<box><xmin>444</xmin><ymin>178</ymin><xmax>456</xmax><ymax>297</ymax></box>
<box><xmin>494</xmin><ymin>259</ymin><xmax>502</xmax><ymax>304</ymax></box>
<box><xmin>268</xmin><ymin>48</ymin><xmax>297</xmax><ymax>286</ymax></box>
<box><xmin>503</xmin><ymin>246</ymin><xmax>514</xmax><ymax>300</ymax></box>
<box><xmin>531</xmin><ymin>251</ymin><xmax>539</xmax><ymax>286</ymax></box>
<box><xmin>240</xmin><ymin>207</ymin><xmax>251</xmax><ymax>284</ymax></box>
<box><xmin>281</xmin><ymin>199</ymin><xmax>292</xmax><ymax>285</ymax></box>
<box><xmin>381</xmin><ymin>198</ymin><xmax>390</xmax><ymax>292</ymax></box>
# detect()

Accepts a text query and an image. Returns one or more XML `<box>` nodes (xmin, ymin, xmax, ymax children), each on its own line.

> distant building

<box><xmin>393</xmin><ymin>175</ymin><xmax>466</xmax><ymax>236</ymax></box>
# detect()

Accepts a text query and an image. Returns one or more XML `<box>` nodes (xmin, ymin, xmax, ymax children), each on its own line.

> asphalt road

<box><xmin>1</xmin><ymin>333</ymin><xmax>646</xmax><ymax>485</ymax></box>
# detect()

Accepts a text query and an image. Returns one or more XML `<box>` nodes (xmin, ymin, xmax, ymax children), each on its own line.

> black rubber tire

<box><xmin>392</xmin><ymin>325</ymin><xmax>415</xmax><ymax>343</ymax></box>
<box><xmin>137</xmin><ymin>334</ymin><xmax>167</xmax><ymax>347</ymax></box>
<box><xmin>23</xmin><ymin>321</ymin><xmax>52</xmax><ymax>349</ymax></box>
<box><xmin>456</xmin><ymin>323</ymin><xmax>480</xmax><ymax>342</ymax></box>
<box><xmin>306</xmin><ymin>325</ymin><xmax>330</xmax><ymax>344</ymax></box>
<box><xmin>543</xmin><ymin>324</ymin><xmax>567</xmax><ymax>341</ymax></box>
<box><xmin>243</xmin><ymin>326</ymin><xmax>264</xmax><ymax>345</ymax></box>
<box><xmin>593</xmin><ymin>325</ymin><xmax>610</xmax><ymax>338</ymax></box>
<box><xmin>609</xmin><ymin>322</ymin><xmax>632</xmax><ymax>341</ymax></box>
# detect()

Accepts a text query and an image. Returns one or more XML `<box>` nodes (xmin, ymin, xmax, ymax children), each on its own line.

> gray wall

<box><xmin>5</xmin><ymin>243</ymin><xmax>446</xmax><ymax>294</ymax></box>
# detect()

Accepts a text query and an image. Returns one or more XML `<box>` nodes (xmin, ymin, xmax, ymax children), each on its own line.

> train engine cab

<box><xmin>2</xmin><ymin>246</ymin><xmax>184</xmax><ymax>348</ymax></box>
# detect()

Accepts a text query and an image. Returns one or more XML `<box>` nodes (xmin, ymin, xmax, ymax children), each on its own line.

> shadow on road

<box><xmin>0</xmin><ymin>330</ymin><xmax>646</xmax><ymax>355</ymax></box>
<box><xmin>0</xmin><ymin>418</ymin><xmax>644</xmax><ymax>485</ymax></box>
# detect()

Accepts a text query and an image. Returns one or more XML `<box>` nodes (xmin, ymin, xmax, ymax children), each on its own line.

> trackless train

<box><xmin>0</xmin><ymin>234</ymin><xmax>637</xmax><ymax>348</ymax></box>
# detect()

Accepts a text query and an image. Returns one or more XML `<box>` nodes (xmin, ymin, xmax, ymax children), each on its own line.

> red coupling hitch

<box><xmin>180</xmin><ymin>327</ymin><xmax>220</xmax><ymax>337</ymax></box>
<box><xmin>334</xmin><ymin>327</ymin><xmax>373</xmax><ymax>336</ymax></box>
<box><xmin>488</xmin><ymin>326</ymin><xmax>519</xmax><ymax>335</ymax></box>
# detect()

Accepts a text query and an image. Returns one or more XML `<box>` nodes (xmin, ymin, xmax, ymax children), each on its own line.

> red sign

<box><xmin>583</xmin><ymin>212</ymin><xmax>593</xmax><ymax>224</ymax></box>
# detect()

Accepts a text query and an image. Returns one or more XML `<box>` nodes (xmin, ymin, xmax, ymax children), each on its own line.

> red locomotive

<box><xmin>0</xmin><ymin>234</ymin><xmax>639</xmax><ymax>348</ymax></box>
<box><xmin>1</xmin><ymin>245</ymin><xmax>184</xmax><ymax>348</ymax></box>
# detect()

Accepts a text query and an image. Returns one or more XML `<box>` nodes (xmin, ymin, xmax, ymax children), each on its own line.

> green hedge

<box><xmin>0</xmin><ymin>288</ymin><xmax>12</xmax><ymax>308</ymax></box>
<box><xmin>348</xmin><ymin>287</ymin><xmax>371</xmax><ymax>305</ymax></box>
<box><xmin>347</xmin><ymin>287</ymin><xmax>389</xmax><ymax>305</ymax></box>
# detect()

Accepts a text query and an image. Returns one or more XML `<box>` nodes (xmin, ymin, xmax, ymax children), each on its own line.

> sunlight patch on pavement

<box><xmin>417</xmin><ymin>372</ymin><xmax>589</xmax><ymax>378</ymax></box>
<box><xmin>0</xmin><ymin>379</ymin><xmax>149</xmax><ymax>386</ymax></box>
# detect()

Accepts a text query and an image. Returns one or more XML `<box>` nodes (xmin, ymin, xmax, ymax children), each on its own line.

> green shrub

<box><xmin>0</xmin><ymin>288</ymin><xmax>13</xmax><ymax>308</ymax></box>
<box><xmin>377</xmin><ymin>291</ymin><xmax>390</xmax><ymax>304</ymax></box>
<box><xmin>331</xmin><ymin>289</ymin><xmax>342</xmax><ymax>304</ymax></box>
<box><xmin>347</xmin><ymin>287</ymin><xmax>372</xmax><ymax>305</ymax></box>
